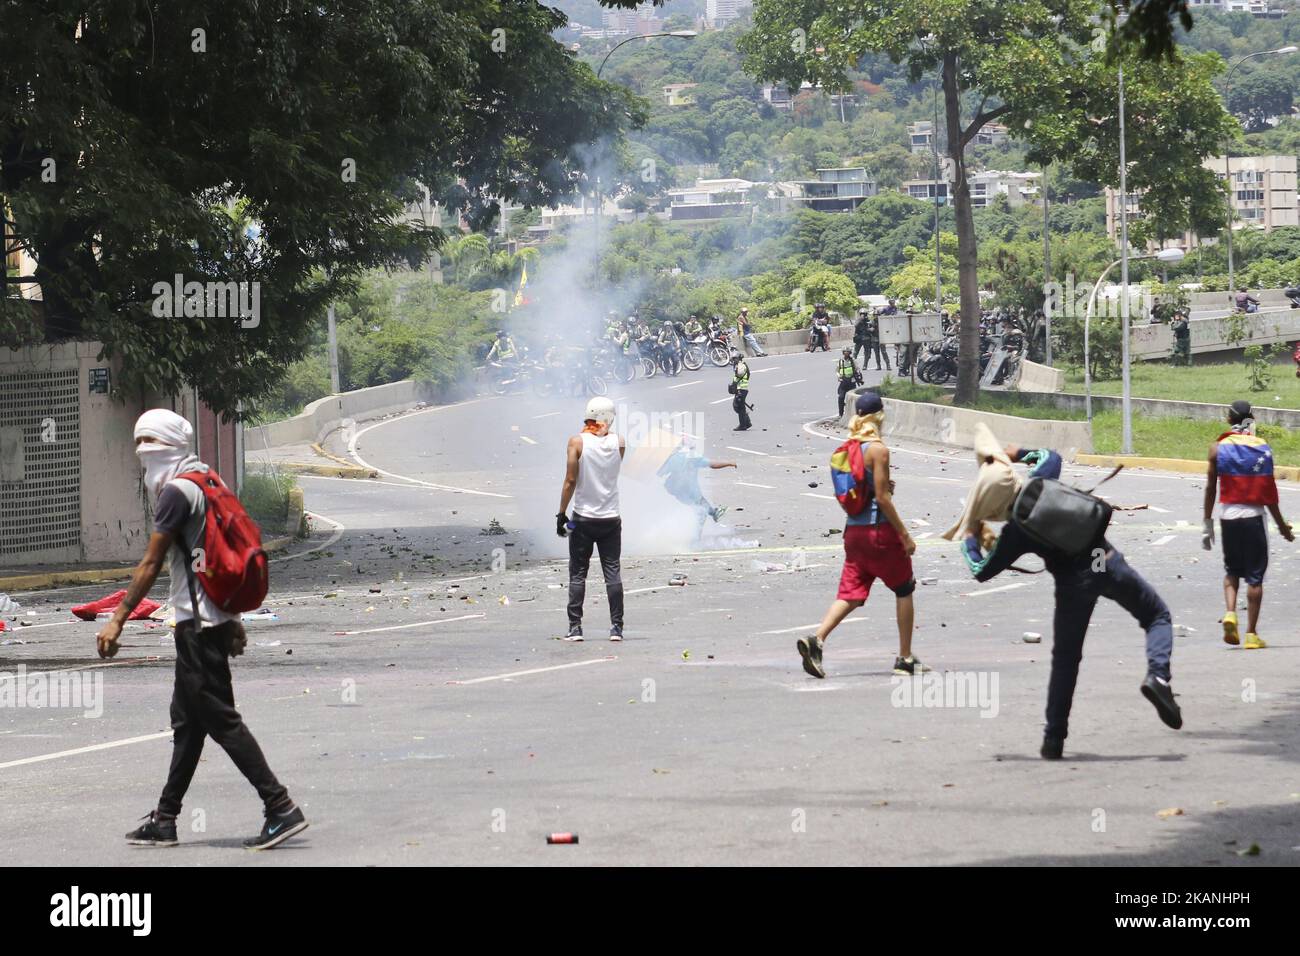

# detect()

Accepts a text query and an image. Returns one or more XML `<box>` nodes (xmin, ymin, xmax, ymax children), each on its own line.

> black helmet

<box><xmin>729</xmin><ymin>349</ymin><xmax>742</xmax><ymax>365</ymax></box>
<box><xmin>496</xmin><ymin>330</ymin><xmax>507</xmax><ymax>338</ymax></box>
<box><xmin>815</xmin><ymin>302</ymin><xmax>826</xmax><ymax>309</ymax></box>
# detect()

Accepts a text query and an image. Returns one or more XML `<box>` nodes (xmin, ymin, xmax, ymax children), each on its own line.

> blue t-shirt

<box><xmin>658</xmin><ymin>450</ymin><xmax>707</xmax><ymax>500</ymax></box>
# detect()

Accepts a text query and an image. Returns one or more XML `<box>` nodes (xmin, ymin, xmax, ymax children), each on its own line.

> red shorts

<box><xmin>836</xmin><ymin>523</ymin><xmax>913</xmax><ymax>601</ymax></box>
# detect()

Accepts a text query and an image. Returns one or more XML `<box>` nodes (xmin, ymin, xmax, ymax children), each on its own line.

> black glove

<box><xmin>556</xmin><ymin>513</ymin><xmax>569</xmax><ymax>538</ymax></box>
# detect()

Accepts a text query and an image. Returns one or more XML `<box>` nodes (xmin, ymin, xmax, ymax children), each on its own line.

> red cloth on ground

<box><xmin>71</xmin><ymin>590</ymin><xmax>161</xmax><ymax>621</ymax></box>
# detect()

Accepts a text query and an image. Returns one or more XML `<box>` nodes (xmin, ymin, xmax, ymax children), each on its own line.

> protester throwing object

<box><xmin>943</xmin><ymin>423</ymin><xmax>1180</xmax><ymax>760</ymax></box>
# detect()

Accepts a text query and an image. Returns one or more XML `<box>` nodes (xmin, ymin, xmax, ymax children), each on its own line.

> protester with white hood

<box><xmin>943</xmin><ymin>424</ymin><xmax>1180</xmax><ymax>759</ymax></box>
<box><xmin>96</xmin><ymin>408</ymin><xmax>308</xmax><ymax>850</ymax></box>
<box><xmin>557</xmin><ymin>396</ymin><xmax>626</xmax><ymax>641</ymax></box>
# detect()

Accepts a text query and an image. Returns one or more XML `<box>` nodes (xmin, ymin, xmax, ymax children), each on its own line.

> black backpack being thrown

<box><xmin>1011</xmin><ymin>476</ymin><xmax>1114</xmax><ymax>558</ymax></box>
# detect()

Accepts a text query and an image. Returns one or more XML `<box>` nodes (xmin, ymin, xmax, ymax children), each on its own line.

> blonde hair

<box><xmin>848</xmin><ymin>411</ymin><xmax>885</xmax><ymax>445</ymax></box>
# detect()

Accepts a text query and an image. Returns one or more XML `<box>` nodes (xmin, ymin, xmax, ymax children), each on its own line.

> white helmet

<box><xmin>584</xmin><ymin>396</ymin><xmax>616</xmax><ymax>425</ymax></box>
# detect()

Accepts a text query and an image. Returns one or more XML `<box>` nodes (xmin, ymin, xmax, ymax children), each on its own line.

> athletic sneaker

<box><xmin>609</xmin><ymin>625</ymin><xmax>623</xmax><ymax>643</ymax></box>
<box><xmin>244</xmin><ymin>805</ymin><xmax>309</xmax><ymax>851</ymax></box>
<box><xmin>1222</xmin><ymin>611</ymin><xmax>1239</xmax><ymax>646</ymax></box>
<box><xmin>711</xmin><ymin>506</ymin><xmax>727</xmax><ymax>522</ymax></box>
<box><xmin>796</xmin><ymin>636</ymin><xmax>825</xmax><ymax>679</ymax></box>
<box><xmin>1244</xmin><ymin>632</ymin><xmax>1267</xmax><ymax>650</ymax></box>
<box><xmin>893</xmin><ymin>655</ymin><xmax>928</xmax><ymax>676</ymax></box>
<box><xmin>560</xmin><ymin>625</ymin><xmax>583</xmax><ymax>642</ymax></box>
<box><xmin>1140</xmin><ymin>673</ymin><xmax>1183</xmax><ymax>729</ymax></box>
<box><xmin>1040</xmin><ymin>735</ymin><xmax>1064</xmax><ymax>760</ymax></box>
<box><xmin>125</xmin><ymin>811</ymin><xmax>178</xmax><ymax>847</ymax></box>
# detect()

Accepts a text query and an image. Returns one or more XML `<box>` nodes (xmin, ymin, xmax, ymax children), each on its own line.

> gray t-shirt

<box><xmin>154</xmin><ymin>471</ymin><xmax>237</xmax><ymax>628</ymax></box>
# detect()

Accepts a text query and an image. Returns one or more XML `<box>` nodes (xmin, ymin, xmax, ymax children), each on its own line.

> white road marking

<box><xmin>752</xmin><ymin>367</ymin><xmax>783</xmax><ymax>373</ymax></box>
<box><xmin>727</xmin><ymin>446</ymin><xmax>769</xmax><ymax>456</ymax></box>
<box><xmin>710</xmin><ymin>397</ymin><xmax>733</xmax><ymax>405</ymax></box>
<box><xmin>801</xmin><ymin>492</ymin><xmax>835</xmax><ymax>500</ymax></box>
<box><xmin>773</xmin><ymin>379</ymin><xmax>806</xmax><ymax>388</ymax></box>
<box><xmin>761</xmin><ymin>620</ymin><xmax>867</xmax><ymax>635</ymax></box>
<box><xmin>666</xmin><ymin>380</ymin><xmax>702</xmax><ymax>390</ymax></box>
<box><xmin>736</xmin><ymin>481</ymin><xmax>776</xmax><ymax>489</ymax></box>
<box><xmin>0</xmin><ymin>731</ymin><xmax>173</xmax><ymax>771</ymax></box>
<box><xmin>961</xmin><ymin>582</ymin><xmax>1030</xmax><ymax>598</ymax></box>
<box><xmin>520</xmin><ymin>436</ymin><xmax>538</xmax><ymax>445</ymax></box>
<box><xmin>339</xmin><ymin>614</ymin><xmax>485</xmax><ymax>636</ymax></box>
<box><xmin>532</xmin><ymin>411</ymin><xmax>560</xmax><ymax>419</ymax></box>
<box><xmin>448</xmin><ymin>656</ymin><xmax>617</xmax><ymax>686</ymax></box>
<box><xmin>348</xmin><ymin>411</ymin><xmax>513</xmax><ymax>498</ymax></box>
<box><xmin>1152</xmin><ymin>535</ymin><xmax>1176</xmax><ymax>547</ymax></box>
<box><xmin>269</xmin><ymin>510</ymin><xmax>345</xmax><ymax>563</ymax></box>
<box><xmin>625</xmin><ymin>585</ymin><xmax>673</xmax><ymax>595</ymax></box>
<box><xmin>915</xmin><ymin>531</ymin><xmax>934</xmax><ymax>539</ymax></box>
<box><xmin>0</xmin><ymin>659</ymin><xmax>161</xmax><ymax>683</ymax></box>
<box><xmin>1148</xmin><ymin>505</ymin><xmax>1170</xmax><ymax>513</ymax></box>
<box><xmin>912</xmin><ymin>518</ymin><xmax>931</xmax><ymax>527</ymax></box>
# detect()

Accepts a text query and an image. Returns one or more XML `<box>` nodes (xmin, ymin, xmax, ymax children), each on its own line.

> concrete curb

<box><xmin>0</xmin><ymin>534</ymin><xmax>299</xmax><ymax>592</ymax></box>
<box><xmin>277</xmin><ymin>461</ymin><xmax>377</xmax><ymax>479</ymax></box>
<box><xmin>1076</xmin><ymin>453</ymin><xmax>1300</xmax><ymax>482</ymax></box>
<box><xmin>311</xmin><ymin>442</ymin><xmax>360</xmax><ymax>468</ymax></box>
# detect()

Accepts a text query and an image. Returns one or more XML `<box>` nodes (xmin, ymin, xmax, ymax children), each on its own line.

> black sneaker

<box><xmin>609</xmin><ymin>625</ymin><xmax>623</xmax><ymax>643</ymax></box>
<box><xmin>1041</xmin><ymin>735</ymin><xmax>1064</xmax><ymax>760</ymax></box>
<box><xmin>125</xmin><ymin>811</ymin><xmax>178</xmax><ymax>847</ymax></box>
<box><xmin>1141</xmin><ymin>673</ymin><xmax>1182</xmax><ymax>730</ymax></box>
<box><xmin>244</xmin><ymin>805</ymin><xmax>309</xmax><ymax>850</ymax></box>
<box><xmin>561</xmin><ymin>624</ymin><xmax>583</xmax><ymax>642</ymax></box>
<box><xmin>796</xmin><ymin>636</ymin><xmax>825</xmax><ymax>679</ymax></box>
<box><xmin>892</xmin><ymin>655</ymin><xmax>927</xmax><ymax>676</ymax></box>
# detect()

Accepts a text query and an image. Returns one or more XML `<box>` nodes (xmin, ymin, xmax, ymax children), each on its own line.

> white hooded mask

<box><xmin>133</xmin><ymin>409</ymin><xmax>200</xmax><ymax>499</ymax></box>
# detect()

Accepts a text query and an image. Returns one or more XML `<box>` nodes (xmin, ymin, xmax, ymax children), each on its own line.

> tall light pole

<box><xmin>594</xmin><ymin>31</ymin><xmax>696</xmax><ymax>256</ymax></box>
<box><xmin>1042</xmin><ymin>163</ymin><xmax>1052</xmax><ymax>366</ymax></box>
<box><xmin>932</xmin><ymin>79</ymin><xmax>942</xmax><ymax>311</ymax></box>
<box><xmin>1224</xmin><ymin>46</ymin><xmax>1298</xmax><ymax>296</ymax></box>
<box><xmin>1118</xmin><ymin>65</ymin><xmax>1133</xmax><ymax>454</ymax></box>
<box><xmin>1085</xmin><ymin>247</ymin><xmax>1186</xmax><ymax>427</ymax></box>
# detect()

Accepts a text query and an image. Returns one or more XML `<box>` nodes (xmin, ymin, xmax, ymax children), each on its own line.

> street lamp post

<box><xmin>1085</xmin><ymin>247</ymin><xmax>1186</xmax><ymax>431</ymax></box>
<box><xmin>1224</xmin><ymin>46</ymin><xmax>1298</xmax><ymax>297</ymax></box>
<box><xmin>594</xmin><ymin>31</ymin><xmax>696</xmax><ymax>255</ymax></box>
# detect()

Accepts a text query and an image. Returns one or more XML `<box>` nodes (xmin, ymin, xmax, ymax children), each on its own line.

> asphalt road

<box><xmin>3</xmin><ymin>349</ymin><xmax>1299</xmax><ymax>865</ymax></box>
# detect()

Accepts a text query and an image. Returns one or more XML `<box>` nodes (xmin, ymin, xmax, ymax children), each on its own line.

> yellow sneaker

<box><xmin>1222</xmin><ymin>612</ymin><xmax>1239</xmax><ymax>646</ymax></box>
<box><xmin>1244</xmin><ymin>633</ymin><xmax>1267</xmax><ymax>650</ymax></box>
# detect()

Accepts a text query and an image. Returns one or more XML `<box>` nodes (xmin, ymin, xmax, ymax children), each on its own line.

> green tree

<box><xmin>743</xmin><ymin>0</ymin><xmax>1099</xmax><ymax>404</ymax></box>
<box><xmin>0</xmin><ymin>0</ymin><xmax>643</xmax><ymax>415</ymax></box>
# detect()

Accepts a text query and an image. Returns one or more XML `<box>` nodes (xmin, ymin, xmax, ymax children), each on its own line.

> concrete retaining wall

<box><xmin>838</xmin><ymin>390</ymin><xmax>1093</xmax><ymax>458</ymax></box>
<box><xmin>1131</xmin><ymin>306</ymin><xmax>1300</xmax><ymax>361</ymax></box>
<box><xmin>245</xmin><ymin>379</ymin><xmax>440</xmax><ymax>450</ymax></box>
<box><xmin>1038</xmin><ymin>391</ymin><xmax>1300</xmax><ymax>429</ymax></box>
<box><xmin>750</xmin><ymin>322</ymin><xmax>853</xmax><ymax>356</ymax></box>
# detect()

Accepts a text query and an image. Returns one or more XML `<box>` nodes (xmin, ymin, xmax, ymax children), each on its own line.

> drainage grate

<box><xmin>0</xmin><ymin>367</ymin><xmax>81</xmax><ymax>559</ymax></box>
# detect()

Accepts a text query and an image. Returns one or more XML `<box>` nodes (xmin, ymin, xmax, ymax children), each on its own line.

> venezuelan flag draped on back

<box><xmin>1216</xmin><ymin>432</ymin><xmax>1278</xmax><ymax>506</ymax></box>
<box><xmin>830</xmin><ymin>439</ymin><xmax>870</xmax><ymax>516</ymax></box>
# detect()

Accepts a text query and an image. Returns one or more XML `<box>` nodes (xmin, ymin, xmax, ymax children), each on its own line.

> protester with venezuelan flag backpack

<box><xmin>1202</xmin><ymin>400</ymin><xmax>1295</xmax><ymax>650</ymax></box>
<box><xmin>797</xmin><ymin>391</ymin><xmax>922</xmax><ymax>682</ymax></box>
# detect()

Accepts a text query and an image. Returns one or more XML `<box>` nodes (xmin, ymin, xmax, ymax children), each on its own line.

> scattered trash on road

<box><xmin>546</xmin><ymin>833</ymin><xmax>579</xmax><ymax>845</ymax></box>
<box><xmin>482</xmin><ymin>519</ymin><xmax>507</xmax><ymax>535</ymax></box>
<box><xmin>1023</xmin><ymin>632</ymin><xmax>1042</xmax><ymax>644</ymax></box>
<box><xmin>0</xmin><ymin>593</ymin><xmax>21</xmax><ymax>616</ymax></box>
<box><xmin>242</xmin><ymin>608</ymin><xmax>279</xmax><ymax>621</ymax></box>
<box><xmin>1156</xmin><ymin>807</ymin><xmax>1184</xmax><ymax>819</ymax></box>
<box><xmin>669</xmin><ymin>573</ymin><xmax>688</xmax><ymax>586</ymax></box>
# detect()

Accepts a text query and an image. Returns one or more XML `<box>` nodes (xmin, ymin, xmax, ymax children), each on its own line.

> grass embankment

<box><xmin>1063</xmin><ymin>361</ymin><xmax>1300</xmax><ymax>411</ymax></box>
<box><xmin>877</xmin><ymin>379</ymin><xmax>1300</xmax><ymax>466</ymax></box>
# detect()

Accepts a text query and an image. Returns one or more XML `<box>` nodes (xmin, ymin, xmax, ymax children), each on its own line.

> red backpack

<box><xmin>175</xmin><ymin>469</ymin><xmax>269</xmax><ymax>613</ymax></box>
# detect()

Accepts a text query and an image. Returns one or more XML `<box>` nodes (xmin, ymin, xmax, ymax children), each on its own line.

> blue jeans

<box><xmin>743</xmin><ymin>332</ymin><xmax>767</xmax><ymax>356</ymax></box>
<box><xmin>1047</xmin><ymin>548</ymin><xmax>1173</xmax><ymax>740</ymax></box>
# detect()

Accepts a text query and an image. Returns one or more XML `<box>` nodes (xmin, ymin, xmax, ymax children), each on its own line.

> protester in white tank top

<box><xmin>573</xmin><ymin>431</ymin><xmax>622</xmax><ymax>518</ymax></box>
<box><xmin>557</xmin><ymin>403</ymin><xmax>626</xmax><ymax>642</ymax></box>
